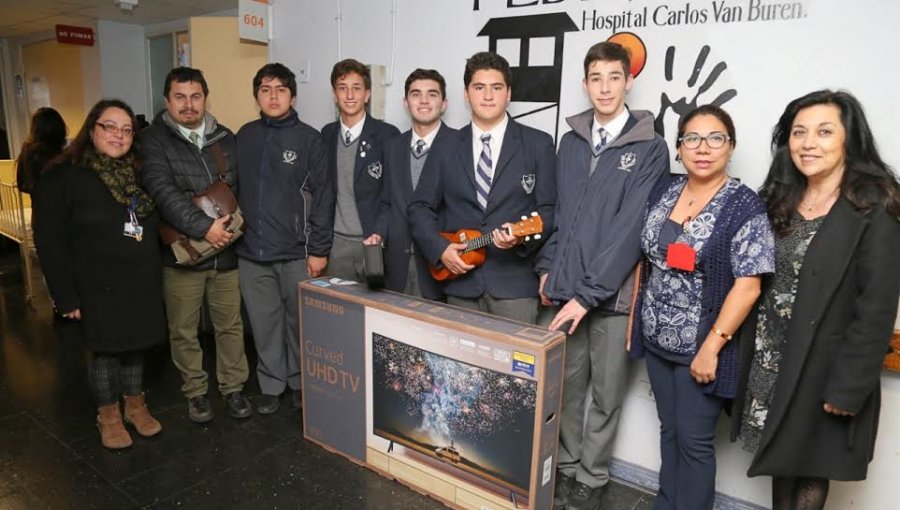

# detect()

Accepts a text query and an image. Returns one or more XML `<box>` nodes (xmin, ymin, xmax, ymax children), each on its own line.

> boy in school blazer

<box><xmin>321</xmin><ymin>58</ymin><xmax>399</xmax><ymax>282</ymax></box>
<box><xmin>408</xmin><ymin>52</ymin><xmax>556</xmax><ymax>324</ymax></box>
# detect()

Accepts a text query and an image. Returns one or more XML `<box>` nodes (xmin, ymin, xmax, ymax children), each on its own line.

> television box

<box><xmin>299</xmin><ymin>278</ymin><xmax>566</xmax><ymax>510</ymax></box>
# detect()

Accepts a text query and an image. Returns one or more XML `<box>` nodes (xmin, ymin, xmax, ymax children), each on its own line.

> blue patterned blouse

<box><xmin>640</xmin><ymin>176</ymin><xmax>775</xmax><ymax>360</ymax></box>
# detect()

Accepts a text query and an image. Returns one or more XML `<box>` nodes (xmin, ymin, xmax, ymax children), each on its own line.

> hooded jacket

<box><xmin>536</xmin><ymin>108</ymin><xmax>669</xmax><ymax>313</ymax></box>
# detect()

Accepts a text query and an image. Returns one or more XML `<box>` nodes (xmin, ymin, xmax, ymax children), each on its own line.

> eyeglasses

<box><xmin>95</xmin><ymin>122</ymin><xmax>135</xmax><ymax>137</ymax></box>
<box><xmin>679</xmin><ymin>132</ymin><xmax>730</xmax><ymax>149</ymax></box>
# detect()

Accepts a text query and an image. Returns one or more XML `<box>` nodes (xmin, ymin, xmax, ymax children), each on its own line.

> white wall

<box><xmin>274</xmin><ymin>0</ymin><xmax>899</xmax><ymax>190</ymax></box>
<box><xmin>272</xmin><ymin>1</ymin><xmax>900</xmax><ymax>508</ymax></box>
<box><xmin>97</xmin><ymin>20</ymin><xmax>149</xmax><ymax>117</ymax></box>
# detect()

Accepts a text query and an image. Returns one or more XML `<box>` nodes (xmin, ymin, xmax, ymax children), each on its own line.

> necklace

<box><xmin>800</xmin><ymin>186</ymin><xmax>840</xmax><ymax>212</ymax></box>
<box><xmin>684</xmin><ymin>176</ymin><xmax>727</xmax><ymax>211</ymax></box>
<box><xmin>681</xmin><ymin>176</ymin><xmax>728</xmax><ymax>228</ymax></box>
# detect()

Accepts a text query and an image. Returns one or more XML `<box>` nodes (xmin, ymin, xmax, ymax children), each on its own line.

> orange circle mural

<box><xmin>607</xmin><ymin>32</ymin><xmax>647</xmax><ymax>78</ymax></box>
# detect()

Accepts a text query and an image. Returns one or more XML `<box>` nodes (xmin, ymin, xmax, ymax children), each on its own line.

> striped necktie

<box><xmin>594</xmin><ymin>127</ymin><xmax>608</xmax><ymax>154</ymax></box>
<box><xmin>475</xmin><ymin>133</ymin><xmax>492</xmax><ymax>210</ymax></box>
<box><xmin>344</xmin><ymin>130</ymin><xmax>353</xmax><ymax>146</ymax></box>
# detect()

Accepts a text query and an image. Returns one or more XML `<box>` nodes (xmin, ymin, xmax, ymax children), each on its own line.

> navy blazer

<box><xmin>377</xmin><ymin>123</ymin><xmax>456</xmax><ymax>299</ymax></box>
<box><xmin>321</xmin><ymin>115</ymin><xmax>400</xmax><ymax>237</ymax></box>
<box><xmin>408</xmin><ymin>117</ymin><xmax>557</xmax><ymax>299</ymax></box>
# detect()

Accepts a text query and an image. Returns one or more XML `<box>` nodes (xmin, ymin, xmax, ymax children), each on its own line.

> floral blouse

<box><xmin>640</xmin><ymin>176</ymin><xmax>775</xmax><ymax>360</ymax></box>
<box><xmin>741</xmin><ymin>214</ymin><xmax>824</xmax><ymax>453</ymax></box>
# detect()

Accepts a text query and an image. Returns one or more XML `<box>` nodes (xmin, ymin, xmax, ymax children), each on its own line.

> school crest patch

<box><xmin>618</xmin><ymin>152</ymin><xmax>637</xmax><ymax>172</ymax></box>
<box><xmin>282</xmin><ymin>150</ymin><xmax>297</xmax><ymax>165</ymax></box>
<box><xmin>521</xmin><ymin>173</ymin><xmax>536</xmax><ymax>194</ymax></box>
<box><xmin>367</xmin><ymin>161</ymin><xmax>383</xmax><ymax>180</ymax></box>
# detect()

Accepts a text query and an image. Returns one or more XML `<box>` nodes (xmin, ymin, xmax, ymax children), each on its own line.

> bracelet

<box><xmin>712</xmin><ymin>327</ymin><xmax>733</xmax><ymax>341</ymax></box>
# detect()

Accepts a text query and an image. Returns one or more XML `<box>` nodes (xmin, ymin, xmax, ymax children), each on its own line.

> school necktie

<box><xmin>475</xmin><ymin>133</ymin><xmax>492</xmax><ymax>210</ymax></box>
<box><xmin>595</xmin><ymin>127</ymin><xmax>608</xmax><ymax>154</ymax></box>
<box><xmin>344</xmin><ymin>131</ymin><xmax>352</xmax><ymax>146</ymax></box>
<box><xmin>413</xmin><ymin>139</ymin><xmax>427</xmax><ymax>159</ymax></box>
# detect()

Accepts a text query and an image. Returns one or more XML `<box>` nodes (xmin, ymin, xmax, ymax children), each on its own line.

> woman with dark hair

<box><xmin>735</xmin><ymin>90</ymin><xmax>900</xmax><ymax>509</ymax></box>
<box><xmin>33</xmin><ymin>99</ymin><xmax>166</xmax><ymax>450</ymax></box>
<box><xmin>629</xmin><ymin>105</ymin><xmax>775</xmax><ymax>509</ymax></box>
<box><xmin>15</xmin><ymin>107</ymin><xmax>67</xmax><ymax>194</ymax></box>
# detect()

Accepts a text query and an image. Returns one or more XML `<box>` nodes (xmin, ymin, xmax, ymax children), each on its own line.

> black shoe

<box><xmin>255</xmin><ymin>394</ymin><xmax>280</xmax><ymax>415</ymax></box>
<box><xmin>567</xmin><ymin>481</ymin><xmax>605</xmax><ymax>510</ymax></box>
<box><xmin>187</xmin><ymin>395</ymin><xmax>214</xmax><ymax>423</ymax></box>
<box><xmin>291</xmin><ymin>389</ymin><xmax>302</xmax><ymax>409</ymax></box>
<box><xmin>224</xmin><ymin>391</ymin><xmax>252</xmax><ymax>419</ymax></box>
<box><xmin>553</xmin><ymin>471</ymin><xmax>574</xmax><ymax>510</ymax></box>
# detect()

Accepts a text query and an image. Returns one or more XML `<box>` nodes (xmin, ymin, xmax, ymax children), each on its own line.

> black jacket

<box><xmin>33</xmin><ymin>161</ymin><xmax>166</xmax><ymax>353</ymax></box>
<box><xmin>235</xmin><ymin>110</ymin><xmax>334</xmax><ymax>261</ymax></box>
<box><xmin>732</xmin><ymin>199</ymin><xmax>900</xmax><ymax>480</ymax></box>
<box><xmin>140</xmin><ymin>111</ymin><xmax>239</xmax><ymax>271</ymax></box>
<box><xmin>321</xmin><ymin>115</ymin><xmax>399</xmax><ymax>237</ymax></box>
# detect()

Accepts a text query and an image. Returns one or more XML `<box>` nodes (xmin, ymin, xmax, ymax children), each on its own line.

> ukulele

<box><xmin>429</xmin><ymin>212</ymin><xmax>544</xmax><ymax>281</ymax></box>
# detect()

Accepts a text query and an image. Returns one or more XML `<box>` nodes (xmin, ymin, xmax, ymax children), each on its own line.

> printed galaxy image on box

<box><xmin>372</xmin><ymin>332</ymin><xmax>537</xmax><ymax>493</ymax></box>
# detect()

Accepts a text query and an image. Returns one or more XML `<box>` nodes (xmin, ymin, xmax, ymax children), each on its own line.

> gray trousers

<box><xmin>238</xmin><ymin>258</ymin><xmax>306</xmax><ymax>396</ymax></box>
<box><xmin>447</xmin><ymin>294</ymin><xmax>538</xmax><ymax>324</ymax></box>
<box><xmin>539</xmin><ymin>305</ymin><xmax>630</xmax><ymax>489</ymax></box>
<box><xmin>328</xmin><ymin>235</ymin><xmax>366</xmax><ymax>283</ymax></box>
<box><xmin>403</xmin><ymin>256</ymin><xmax>422</xmax><ymax>297</ymax></box>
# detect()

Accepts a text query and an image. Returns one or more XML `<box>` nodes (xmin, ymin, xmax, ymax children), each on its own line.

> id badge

<box><xmin>124</xmin><ymin>222</ymin><xmax>144</xmax><ymax>242</ymax></box>
<box><xmin>666</xmin><ymin>242</ymin><xmax>696</xmax><ymax>272</ymax></box>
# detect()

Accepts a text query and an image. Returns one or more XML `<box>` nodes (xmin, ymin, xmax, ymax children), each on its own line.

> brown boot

<box><xmin>97</xmin><ymin>402</ymin><xmax>133</xmax><ymax>449</ymax></box>
<box><xmin>123</xmin><ymin>393</ymin><xmax>162</xmax><ymax>437</ymax></box>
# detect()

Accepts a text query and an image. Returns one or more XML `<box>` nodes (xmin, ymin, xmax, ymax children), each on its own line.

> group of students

<box><xmin>14</xmin><ymin>38</ymin><xmax>899</xmax><ymax>510</ymax></box>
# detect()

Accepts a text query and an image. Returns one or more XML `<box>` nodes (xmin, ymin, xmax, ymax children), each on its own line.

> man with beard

<box><xmin>141</xmin><ymin>67</ymin><xmax>252</xmax><ymax>424</ymax></box>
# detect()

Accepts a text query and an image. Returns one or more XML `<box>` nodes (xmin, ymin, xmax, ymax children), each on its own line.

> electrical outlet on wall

<box><xmin>297</xmin><ymin>60</ymin><xmax>311</xmax><ymax>83</ymax></box>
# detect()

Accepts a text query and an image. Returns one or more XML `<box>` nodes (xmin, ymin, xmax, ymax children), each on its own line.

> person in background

<box><xmin>236</xmin><ymin>62</ymin><xmax>334</xmax><ymax>414</ymax></box>
<box><xmin>33</xmin><ymin>99</ymin><xmax>166</xmax><ymax>450</ymax></box>
<box><xmin>629</xmin><ymin>105</ymin><xmax>775</xmax><ymax>510</ymax></box>
<box><xmin>16</xmin><ymin>107</ymin><xmax>67</xmax><ymax>195</ymax></box>
<box><xmin>735</xmin><ymin>90</ymin><xmax>900</xmax><ymax>510</ymax></box>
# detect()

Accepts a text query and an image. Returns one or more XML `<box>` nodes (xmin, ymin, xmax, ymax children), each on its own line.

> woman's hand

<box><xmin>62</xmin><ymin>308</ymin><xmax>82</xmax><ymax>320</ymax></box>
<box><xmin>690</xmin><ymin>341</ymin><xmax>719</xmax><ymax>384</ymax></box>
<box><xmin>823</xmin><ymin>402</ymin><xmax>854</xmax><ymax>417</ymax></box>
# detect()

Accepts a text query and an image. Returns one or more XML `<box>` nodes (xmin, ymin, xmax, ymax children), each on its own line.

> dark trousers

<box><xmin>645</xmin><ymin>349</ymin><xmax>725</xmax><ymax>510</ymax></box>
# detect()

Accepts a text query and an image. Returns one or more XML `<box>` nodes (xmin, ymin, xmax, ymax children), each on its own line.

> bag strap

<box><xmin>210</xmin><ymin>141</ymin><xmax>228</xmax><ymax>182</ymax></box>
<box><xmin>179</xmin><ymin>237</ymin><xmax>202</xmax><ymax>261</ymax></box>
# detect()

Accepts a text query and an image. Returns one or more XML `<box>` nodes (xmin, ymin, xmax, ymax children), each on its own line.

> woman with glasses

<box><xmin>33</xmin><ymin>99</ymin><xmax>166</xmax><ymax>450</ymax></box>
<box><xmin>734</xmin><ymin>90</ymin><xmax>899</xmax><ymax>510</ymax></box>
<box><xmin>628</xmin><ymin>105</ymin><xmax>775</xmax><ymax>509</ymax></box>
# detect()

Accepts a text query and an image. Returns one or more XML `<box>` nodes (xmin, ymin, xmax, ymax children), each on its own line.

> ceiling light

<box><xmin>114</xmin><ymin>0</ymin><xmax>138</xmax><ymax>12</ymax></box>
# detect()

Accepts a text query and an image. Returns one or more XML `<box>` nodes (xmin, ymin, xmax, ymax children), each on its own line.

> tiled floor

<box><xmin>0</xmin><ymin>244</ymin><xmax>655</xmax><ymax>509</ymax></box>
